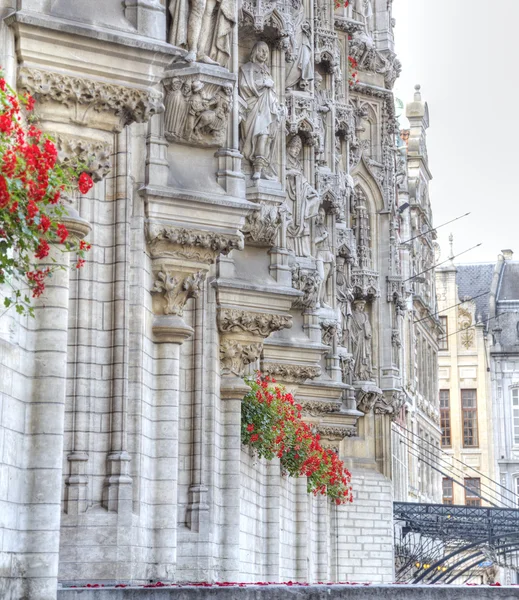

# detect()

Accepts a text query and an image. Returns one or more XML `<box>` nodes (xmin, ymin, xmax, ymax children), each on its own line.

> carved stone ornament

<box><xmin>18</xmin><ymin>68</ymin><xmax>163</xmax><ymax>128</ymax></box>
<box><xmin>220</xmin><ymin>339</ymin><xmax>263</xmax><ymax>377</ymax></box>
<box><xmin>374</xmin><ymin>390</ymin><xmax>405</xmax><ymax>420</ymax></box>
<box><xmin>321</xmin><ymin>320</ymin><xmax>339</xmax><ymax>347</ymax></box>
<box><xmin>337</xmin><ymin>227</ymin><xmax>357</xmax><ymax>262</ymax></box>
<box><xmin>300</xmin><ymin>400</ymin><xmax>341</xmax><ymax>417</ymax></box>
<box><xmin>285</xmin><ymin>91</ymin><xmax>316</xmax><ymax>138</ymax></box>
<box><xmin>56</xmin><ymin>135</ymin><xmax>111</xmax><ymax>182</ymax></box>
<box><xmin>292</xmin><ymin>266</ymin><xmax>322</xmax><ymax>310</ymax></box>
<box><xmin>242</xmin><ymin>202</ymin><xmax>282</xmax><ymax>246</ymax></box>
<box><xmin>355</xmin><ymin>382</ymin><xmax>383</xmax><ymax>414</ymax></box>
<box><xmin>217</xmin><ymin>308</ymin><xmax>292</xmax><ymax>338</ymax></box>
<box><xmin>261</xmin><ymin>362</ymin><xmax>321</xmax><ymax>384</ymax></box>
<box><xmin>152</xmin><ymin>269</ymin><xmax>205</xmax><ymax>316</ymax></box>
<box><xmin>314</xmin><ymin>29</ymin><xmax>339</xmax><ymax>68</ymax></box>
<box><xmin>317</xmin><ymin>424</ymin><xmax>357</xmax><ymax>441</ymax></box>
<box><xmin>458</xmin><ymin>306</ymin><xmax>475</xmax><ymax>350</ymax></box>
<box><xmin>351</xmin><ymin>268</ymin><xmax>380</xmax><ymax>299</ymax></box>
<box><xmin>239</xmin><ymin>0</ymin><xmax>294</xmax><ymax>37</ymax></box>
<box><xmin>147</xmin><ymin>223</ymin><xmax>244</xmax><ymax>264</ymax></box>
<box><xmin>387</xmin><ymin>275</ymin><xmax>406</xmax><ymax>304</ymax></box>
<box><xmin>163</xmin><ymin>65</ymin><xmax>235</xmax><ymax>148</ymax></box>
<box><xmin>348</xmin><ymin>31</ymin><xmax>401</xmax><ymax>90</ymax></box>
<box><xmin>335</xmin><ymin>103</ymin><xmax>355</xmax><ymax>139</ymax></box>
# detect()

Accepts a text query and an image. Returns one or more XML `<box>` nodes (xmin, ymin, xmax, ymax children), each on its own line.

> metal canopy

<box><xmin>394</xmin><ymin>502</ymin><xmax>519</xmax><ymax>583</ymax></box>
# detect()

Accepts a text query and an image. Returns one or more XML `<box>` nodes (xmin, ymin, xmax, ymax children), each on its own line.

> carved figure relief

<box><xmin>168</xmin><ymin>0</ymin><xmax>236</xmax><ymax>66</ymax></box>
<box><xmin>314</xmin><ymin>73</ymin><xmax>331</xmax><ymax>165</ymax></box>
<box><xmin>285</xmin><ymin>135</ymin><xmax>320</xmax><ymax>257</ymax></box>
<box><xmin>239</xmin><ymin>42</ymin><xmax>282</xmax><ymax>181</ymax></box>
<box><xmin>242</xmin><ymin>202</ymin><xmax>282</xmax><ymax>246</ymax></box>
<box><xmin>314</xmin><ymin>207</ymin><xmax>334</xmax><ymax>308</ymax></box>
<box><xmin>164</xmin><ymin>78</ymin><xmax>232</xmax><ymax>147</ymax></box>
<box><xmin>348</xmin><ymin>299</ymin><xmax>373</xmax><ymax>381</ymax></box>
<box><xmin>285</xmin><ymin>0</ymin><xmax>314</xmax><ymax>91</ymax></box>
<box><xmin>292</xmin><ymin>266</ymin><xmax>322</xmax><ymax>310</ymax></box>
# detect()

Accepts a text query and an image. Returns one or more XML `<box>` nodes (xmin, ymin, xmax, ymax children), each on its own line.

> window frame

<box><xmin>440</xmin><ymin>389</ymin><xmax>451</xmax><ymax>448</ymax></box>
<box><xmin>464</xmin><ymin>477</ymin><xmax>481</xmax><ymax>507</ymax></box>
<box><xmin>442</xmin><ymin>477</ymin><xmax>453</xmax><ymax>505</ymax></box>
<box><xmin>439</xmin><ymin>316</ymin><xmax>449</xmax><ymax>351</ymax></box>
<box><xmin>461</xmin><ymin>389</ymin><xmax>479</xmax><ymax>448</ymax></box>
<box><xmin>512</xmin><ymin>388</ymin><xmax>519</xmax><ymax>447</ymax></box>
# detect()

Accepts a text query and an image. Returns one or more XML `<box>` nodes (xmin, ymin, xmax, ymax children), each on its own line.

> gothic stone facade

<box><xmin>391</xmin><ymin>90</ymin><xmax>442</xmax><ymax>505</ymax></box>
<box><xmin>0</xmin><ymin>0</ymin><xmax>435</xmax><ymax>598</ymax></box>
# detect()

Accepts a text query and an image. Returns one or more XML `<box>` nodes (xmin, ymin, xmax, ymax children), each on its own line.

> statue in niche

<box><xmin>315</xmin><ymin>73</ymin><xmax>331</xmax><ymax>165</ymax></box>
<box><xmin>348</xmin><ymin>300</ymin><xmax>373</xmax><ymax>381</ymax></box>
<box><xmin>353</xmin><ymin>188</ymin><xmax>372</xmax><ymax>269</ymax></box>
<box><xmin>239</xmin><ymin>42</ymin><xmax>282</xmax><ymax>181</ymax></box>
<box><xmin>285</xmin><ymin>1</ymin><xmax>314</xmax><ymax>91</ymax></box>
<box><xmin>337</xmin><ymin>256</ymin><xmax>354</xmax><ymax>345</ymax></box>
<box><xmin>314</xmin><ymin>207</ymin><xmax>334</xmax><ymax>308</ymax></box>
<box><xmin>168</xmin><ymin>0</ymin><xmax>236</xmax><ymax>67</ymax></box>
<box><xmin>285</xmin><ymin>135</ymin><xmax>320</xmax><ymax>257</ymax></box>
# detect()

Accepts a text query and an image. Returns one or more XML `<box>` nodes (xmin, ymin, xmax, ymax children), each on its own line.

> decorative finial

<box><xmin>449</xmin><ymin>233</ymin><xmax>454</xmax><ymax>260</ymax></box>
<box><xmin>414</xmin><ymin>84</ymin><xmax>422</xmax><ymax>101</ymax></box>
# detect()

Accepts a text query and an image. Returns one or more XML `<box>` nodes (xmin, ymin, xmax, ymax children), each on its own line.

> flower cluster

<box><xmin>241</xmin><ymin>374</ymin><xmax>353</xmax><ymax>504</ymax></box>
<box><xmin>348</xmin><ymin>55</ymin><xmax>359</xmax><ymax>87</ymax></box>
<box><xmin>0</xmin><ymin>73</ymin><xmax>93</xmax><ymax>315</ymax></box>
<box><xmin>334</xmin><ymin>0</ymin><xmax>349</xmax><ymax>10</ymax></box>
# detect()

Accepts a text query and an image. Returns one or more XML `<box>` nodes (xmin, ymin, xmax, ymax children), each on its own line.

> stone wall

<box><xmin>0</xmin><ymin>0</ymin><xmax>434</xmax><ymax>597</ymax></box>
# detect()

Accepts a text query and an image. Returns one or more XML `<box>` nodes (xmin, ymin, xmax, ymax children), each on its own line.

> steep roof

<box><xmin>456</xmin><ymin>263</ymin><xmax>495</xmax><ymax>326</ymax></box>
<box><xmin>497</xmin><ymin>262</ymin><xmax>519</xmax><ymax>302</ymax></box>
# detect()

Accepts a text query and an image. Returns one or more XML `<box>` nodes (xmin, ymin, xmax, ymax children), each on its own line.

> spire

<box><xmin>414</xmin><ymin>84</ymin><xmax>422</xmax><ymax>101</ymax></box>
<box><xmin>449</xmin><ymin>233</ymin><xmax>454</xmax><ymax>262</ymax></box>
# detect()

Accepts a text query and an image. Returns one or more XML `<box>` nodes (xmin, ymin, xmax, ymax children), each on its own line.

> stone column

<box><xmin>151</xmin><ymin>313</ymin><xmax>193</xmax><ymax>580</ymax></box>
<box><xmin>216</xmin><ymin>304</ymin><xmax>292</xmax><ymax>580</ymax></box>
<box><xmin>23</xmin><ymin>211</ymin><xmax>89</xmax><ymax>600</ymax></box>
<box><xmin>219</xmin><ymin>374</ymin><xmax>251</xmax><ymax>581</ymax></box>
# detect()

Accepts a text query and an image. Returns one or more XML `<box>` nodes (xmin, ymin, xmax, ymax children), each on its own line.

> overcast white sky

<box><xmin>393</xmin><ymin>0</ymin><xmax>517</xmax><ymax>264</ymax></box>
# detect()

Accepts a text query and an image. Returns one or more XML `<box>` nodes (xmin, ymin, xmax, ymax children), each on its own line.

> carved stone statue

<box><xmin>168</xmin><ymin>0</ymin><xmax>236</xmax><ymax>67</ymax></box>
<box><xmin>239</xmin><ymin>42</ymin><xmax>282</xmax><ymax>180</ymax></box>
<box><xmin>314</xmin><ymin>72</ymin><xmax>331</xmax><ymax>165</ymax></box>
<box><xmin>314</xmin><ymin>207</ymin><xmax>334</xmax><ymax>308</ymax></box>
<box><xmin>285</xmin><ymin>1</ymin><xmax>314</xmax><ymax>91</ymax></box>
<box><xmin>353</xmin><ymin>188</ymin><xmax>372</xmax><ymax>269</ymax></box>
<box><xmin>164</xmin><ymin>78</ymin><xmax>189</xmax><ymax>139</ymax></box>
<box><xmin>337</xmin><ymin>255</ymin><xmax>354</xmax><ymax>345</ymax></box>
<box><xmin>348</xmin><ymin>299</ymin><xmax>373</xmax><ymax>381</ymax></box>
<box><xmin>285</xmin><ymin>135</ymin><xmax>320</xmax><ymax>257</ymax></box>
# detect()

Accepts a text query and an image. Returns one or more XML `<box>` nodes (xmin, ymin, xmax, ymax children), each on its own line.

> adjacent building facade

<box><xmin>436</xmin><ymin>255</ymin><xmax>496</xmax><ymax>507</ymax></box>
<box><xmin>489</xmin><ymin>251</ymin><xmax>519</xmax><ymax>506</ymax></box>
<box><xmin>0</xmin><ymin>1</ymin><xmax>438</xmax><ymax>598</ymax></box>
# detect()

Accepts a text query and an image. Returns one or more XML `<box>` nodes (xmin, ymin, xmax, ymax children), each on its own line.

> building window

<box><xmin>440</xmin><ymin>390</ymin><xmax>451</xmax><ymax>447</ymax></box>
<box><xmin>512</xmin><ymin>389</ymin><xmax>519</xmax><ymax>446</ymax></box>
<box><xmin>442</xmin><ymin>478</ymin><xmax>453</xmax><ymax>505</ymax></box>
<box><xmin>461</xmin><ymin>389</ymin><xmax>479</xmax><ymax>448</ymax></box>
<box><xmin>439</xmin><ymin>316</ymin><xmax>448</xmax><ymax>351</ymax></box>
<box><xmin>464</xmin><ymin>478</ymin><xmax>481</xmax><ymax>506</ymax></box>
